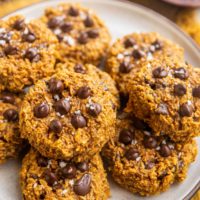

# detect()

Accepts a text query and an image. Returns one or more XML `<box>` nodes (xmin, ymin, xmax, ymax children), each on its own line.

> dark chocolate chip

<box><xmin>179</xmin><ymin>102</ymin><xmax>194</xmax><ymax>117</ymax></box>
<box><xmin>124</xmin><ymin>38</ymin><xmax>136</xmax><ymax>48</ymax></box>
<box><xmin>71</xmin><ymin>114</ymin><xmax>87</xmax><ymax>129</ymax></box>
<box><xmin>73</xmin><ymin>174</ymin><xmax>91</xmax><ymax>196</ymax></box>
<box><xmin>155</xmin><ymin>103</ymin><xmax>169</xmax><ymax>115</ymax></box>
<box><xmin>37</xmin><ymin>156</ymin><xmax>48</xmax><ymax>167</ymax></box>
<box><xmin>174</xmin><ymin>68</ymin><xmax>189</xmax><ymax>80</ymax></box>
<box><xmin>125</xmin><ymin>148</ymin><xmax>139</xmax><ymax>161</ymax></box>
<box><xmin>119</xmin><ymin>61</ymin><xmax>132</xmax><ymax>73</ymax></box>
<box><xmin>58</xmin><ymin>164</ymin><xmax>77</xmax><ymax>179</ymax></box>
<box><xmin>60</xmin><ymin>22</ymin><xmax>73</xmax><ymax>33</ymax></box>
<box><xmin>3</xmin><ymin>109</ymin><xmax>18</xmax><ymax>122</ymax></box>
<box><xmin>84</xmin><ymin>16</ymin><xmax>94</xmax><ymax>27</ymax></box>
<box><xmin>143</xmin><ymin>136</ymin><xmax>157</xmax><ymax>149</ymax></box>
<box><xmin>13</xmin><ymin>19</ymin><xmax>25</xmax><ymax>30</ymax></box>
<box><xmin>0</xmin><ymin>32</ymin><xmax>11</xmax><ymax>43</ymax></box>
<box><xmin>49</xmin><ymin>119</ymin><xmax>63</xmax><ymax>133</ymax></box>
<box><xmin>78</xmin><ymin>32</ymin><xmax>88</xmax><ymax>44</ymax></box>
<box><xmin>39</xmin><ymin>191</ymin><xmax>46</xmax><ymax>200</ymax></box>
<box><xmin>56</xmin><ymin>34</ymin><xmax>64</xmax><ymax>42</ymax></box>
<box><xmin>132</xmin><ymin>49</ymin><xmax>145</xmax><ymax>60</ymax></box>
<box><xmin>76</xmin><ymin>162</ymin><xmax>89</xmax><ymax>172</ymax></box>
<box><xmin>132</xmin><ymin>115</ymin><xmax>148</xmax><ymax>130</ymax></box>
<box><xmin>4</xmin><ymin>45</ymin><xmax>18</xmax><ymax>55</ymax></box>
<box><xmin>87</xmin><ymin>29</ymin><xmax>99</xmax><ymax>39</ymax></box>
<box><xmin>34</xmin><ymin>102</ymin><xmax>50</xmax><ymax>118</ymax></box>
<box><xmin>77</xmin><ymin>86</ymin><xmax>91</xmax><ymax>99</ymax></box>
<box><xmin>151</xmin><ymin>40</ymin><xmax>163</xmax><ymax>51</ymax></box>
<box><xmin>145</xmin><ymin>161</ymin><xmax>155</xmax><ymax>169</ymax></box>
<box><xmin>0</xmin><ymin>92</ymin><xmax>15</xmax><ymax>104</ymax></box>
<box><xmin>87</xmin><ymin>103</ymin><xmax>102</xmax><ymax>117</ymax></box>
<box><xmin>48</xmin><ymin>78</ymin><xmax>64</xmax><ymax>94</ymax></box>
<box><xmin>159</xmin><ymin>144</ymin><xmax>171</xmax><ymax>157</ymax></box>
<box><xmin>54</xmin><ymin>99</ymin><xmax>70</xmax><ymax>115</ymax></box>
<box><xmin>42</xmin><ymin>169</ymin><xmax>58</xmax><ymax>186</ymax></box>
<box><xmin>152</xmin><ymin>67</ymin><xmax>168</xmax><ymax>78</ymax></box>
<box><xmin>22</xmin><ymin>31</ymin><xmax>36</xmax><ymax>43</ymax></box>
<box><xmin>68</xmin><ymin>6</ymin><xmax>79</xmax><ymax>17</ymax></box>
<box><xmin>174</xmin><ymin>84</ymin><xmax>187</xmax><ymax>96</ymax></box>
<box><xmin>74</xmin><ymin>63</ymin><xmax>85</xmax><ymax>74</ymax></box>
<box><xmin>119</xmin><ymin>129</ymin><xmax>133</xmax><ymax>145</ymax></box>
<box><xmin>48</xmin><ymin>17</ymin><xmax>62</xmax><ymax>29</ymax></box>
<box><xmin>192</xmin><ymin>86</ymin><xmax>200</xmax><ymax>98</ymax></box>
<box><xmin>24</xmin><ymin>47</ymin><xmax>40</xmax><ymax>62</ymax></box>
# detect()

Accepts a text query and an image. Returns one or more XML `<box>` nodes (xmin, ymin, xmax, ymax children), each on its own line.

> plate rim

<box><xmin>1</xmin><ymin>0</ymin><xmax>200</xmax><ymax>199</ymax></box>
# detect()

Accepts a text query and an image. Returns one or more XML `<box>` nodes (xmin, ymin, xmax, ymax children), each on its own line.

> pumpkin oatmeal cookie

<box><xmin>20</xmin><ymin>69</ymin><xmax>116</xmax><ymax>162</ymax></box>
<box><xmin>40</xmin><ymin>3</ymin><xmax>111</xmax><ymax>65</ymax></box>
<box><xmin>0</xmin><ymin>91</ymin><xmax>24</xmax><ymax>163</ymax></box>
<box><xmin>0</xmin><ymin>15</ymin><xmax>58</xmax><ymax>92</ymax></box>
<box><xmin>125</xmin><ymin>56</ymin><xmax>200</xmax><ymax>142</ymax></box>
<box><xmin>21</xmin><ymin>149</ymin><xmax>110</xmax><ymax>200</ymax></box>
<box><xmin>102</xmin><ymin>114</ymin><xmax>197</xmax><ymax>196</ymax></box>
<box><xmin>106</xmin><ymin>32</ymin><xmax>184</xmax><ymax>94</ymax></box>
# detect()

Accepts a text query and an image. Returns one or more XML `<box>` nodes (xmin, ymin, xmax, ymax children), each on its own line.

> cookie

<box><xmin>21</xmin><ymin>149</ymin><xmax>110</xmax><ymax>200</ymax></box>
<box><xmin>20</xmin><ymin>69</ymin><xmax>116</xmax><ymax>161</ymax></box>
<box><xmin>102</xmin><ymin>114</ymin><xmax>197</xmax><ymax>196</ymax></box>
<box><xmin>0</xmin><ymin>91</ymin><xmax>24</xmax><ymax>163</ymax></box>
<box><xmin>125</xmin><ymin>57</ymin><xmax>200</xmax><ymax>142</ymax></box>
<box><xmin>40</xmin><ymin>3</ymin><xmax>111</xmax><ymax>65</ymax></box>
<box><xmin>56</xmin><ymin>61</ymin><xmax>119</xmax><ymax>108</ymax></box>
<box><xmin>106</xmin><ymin>32</ymin><xmax>184</xmax><ymax>94</ymax></box>
<box><xmin>0</xmin><ymin>15</ymin><xmax>58</xmax><ymax>92</ymax></box>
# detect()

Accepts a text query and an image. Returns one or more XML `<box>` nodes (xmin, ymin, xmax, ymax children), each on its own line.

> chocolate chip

<box><xmin>179</xmin><ymin>102</ymin><xmax>194</xmax><ymax>117</ymax></box>
<box><xmin>87</xmin><ymin>103</ymin><xmax>102</xmax><ymax>117</ymax></box>
<box><xmin>145</xmin><ymin>161</ymin><xmax>155</xmax><ymax>169</ymax></box>
<box><xmin>124</xmin><ymin>38</ymin><xmax>136</xmax><ymax>48</ymax></box>
<box><xmin>132</xmin><ymin>49</ymin><xmax>145</xmax><ymax>60</ymax></box>
<box><xmin>54</xmin><ymin>99</ymin><xmax>70</xmax><ymax>115</ymax></box>
<box><xmin>119</xmin><ymin>61</ymin><xmax>132</xmax><ymax>73</ymax></box>
<box><xmin>125</xmin><ymin>148</ymin><xmax>139</xmax><ymax>161</ymax></box>
<box><xmin>56</xmin><ymin>34</ymin><xmax>63</xmax><ymax>42</ymax></box>
<box><xmin>151</xmin><ymin>40</ymin><xmax>163</xmax><ymax>51</ymax></box>
<box><xmin>49</xmin><ymin>119</ymin><xmax>63</xmax><ymax>133</ymax></box>
<box><xmin>77</xmin><ymin>86</ymin><xmax>91</xmax><ymax>99</ymax></box>
<box><xmin>155</xmin><ymin>103</ymin><xmax>169</xmax><ymax>115</ymax></box>
<box><xmin>143</xmin><ymin>136</ymin><xmax>157</xmax><ymax>149</ymax></box>
<box><xmin>68</xmin><ymin>6</ymin><xmax>79</xmax><ymax>16</ymax></box>
<box><xmin>48</xmin><ymin>17</ymin><xmax>62</xmax><ymax>29</ymax></box>
<box><xmin>73</xmin><ymin>174</ymin><xmax>91</xmax><ymax>196</ymax></box>
<box><xmin>3</xmin><ymin>109</ymin><xmax>18</xmax><ymax>122</ymax></box>
<box><xmin>152</xmin><ymin>67</ymin><xmax>168</xmax><ymax>78</ymax></box>
<box><xmin>48</xmin><ymin>78</ymin><xmax>64</xmax><ymax>94</ymax></box>
<box><xmin>22</xmin><ymin>31</ymin><xmax>36</xmax><ymax>43</ymax></box>
<box><xmin>119</xmin><ymin>129</ymin><xmax>133</xmax><ymax>145</ymax></box>
<box><xmin>132</xmin><ymin>115</ymin><xmax>148</xmax><ymax>130</ymax></box>
<box><xmin>74</xmin><ymin>64</ymin><xmax>85</xmax><ymax>74</ymax></box>
<box><xmin>4</xmin><ymin>45</ymin><xmax>18</xmax><ymax>55</ymax></box>
<box><xmin>60</xmin><ymin>22</ymin><xmax>73</xmax><ymax>33</ymax></box>
<box><xmin>78</xmin><ymin>33</ymin><xmax>88</xmax><ymax>44</ymax></box>
<box><xmin>24</xmin><ymin>47</ymin><xmax>40</xmax><ymax>62</ymax></box>
<box><xmin>174</xmin><ymin>68</ymin><xmax>189</xmax><ymax>80</ymax></box>
<box><xmin>159</xmin><ymin>144</ymin><xmax>171</xmax><ymax>157</ymax></box>
<box><xmin>42</xmin><ymin>169</ymin><xmax>58</xmax><ymax>186</ymax></box>
<box><xmin>174</xmin><ymin>84</ymin><xmax>187</xmax><ymax>96</ymax></box>
<box><xmin>34</xmin><ymin>103</ymin><xmax>50</xmax><ymax>118</ymax></box>
<box><xmin>192</xmin><ymin>86</ymin><xmax>200</xmax><ymax>98</ymax></box>
<box><xmin>71</xmin><ymin>114</ymin><xmax>87</xmax><ymax>129</ymax></box>
<box><xmin>84</xmin><ymin>16</ymin><xmax>94</xmax><ymax>27</ymax></box>
<box><xmin>13</xmin><ymin>19</ymin><xmax>25</xmax><ymax>30</ymax></box>
<box><xmin>76</xmin><ymin>162</ymin><xmax>89</xmax><ymax>172</ymax></box>
<box><xmin>37</xmin><ymin>156</ymin><xmax>48</xmax><ymax>167</ymax></box>
<box><xmin>52</xmin><ymin>182</ymin><xmax>62</xmax><ymax>191</ymax></box>
<box><xmin>0</xmin><ymin>32</ymin><xmax>11</xmax><ymax>43</ymax></box>
<box><xmin>87</xmin><ymin>29</ymin><xmax>99</xmax><ymax>39</ymax></box>
<box><xmin>0</xmin><ymin>92</ymin><xmax>15</xmax><ymax>104</ymax></box>
<box><xmin>58</xmin><ymin>164</ymin><xmax>77</xmax><ymax>179</ymax></box>
<box><xmin>39</xmin><ymin>191</ymin><xmax>46</xmax><ymax>199</ymax></box>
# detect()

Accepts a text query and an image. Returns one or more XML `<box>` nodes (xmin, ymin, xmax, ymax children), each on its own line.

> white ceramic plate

<box><xmin>1</xmin><ymin>0</ymin><xmax>200</xmax><ymax>200</ymax></box>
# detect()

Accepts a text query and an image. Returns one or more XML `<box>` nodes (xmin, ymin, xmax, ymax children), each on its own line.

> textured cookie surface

<box><xmin>0</xmin><ymin>15</ymin><xmax>58</xmax><ymax>92</ymax></box>
<box><xmin>20</xmin><ymin>69</ymin><xmax>116</xmax><ymax>161</ymax></box>
<box><xmin>21</xmin><ymin>149</ymin><xmax>110</xmax><ymax>200</ymax></box>
<box><xmin>41</xmin><ymin>3</ymin><xmax>111</xmax><ymax>64</ymax></box>
<box><xmin>106</xmin><ymin>32</ymin><xmax>184</xmax><ymax>94</ymax></box>
<box><xmin>125</xmin><ymin>57</ymin><xmax>200</xmax><ymax>142</ymax></box>
<box><xmin>102</xmin><ymin>113</ymin><xmax>197</xmax><ymax>196</ymax></box>
<box><xmin>0</xmin><ymin>91</ymin><xmax>24</xmax><ymax>163</ymax></box>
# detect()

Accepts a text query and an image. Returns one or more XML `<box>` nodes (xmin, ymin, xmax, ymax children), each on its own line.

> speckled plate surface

<box><xmin>0</xmin><ymin>0</ymin><xmax>200</xmax><ymax>200</ymax></box>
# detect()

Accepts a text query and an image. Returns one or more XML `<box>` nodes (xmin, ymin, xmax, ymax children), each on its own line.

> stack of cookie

<box><xmin>103</xmin><ymin>32</ymin><xmax>200</xmax><ymax>195</ymax></box>
<box><xmin>0</xmin><ymin>2</ymin><xmax>199</xmax><ymax>199</ymax></box>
